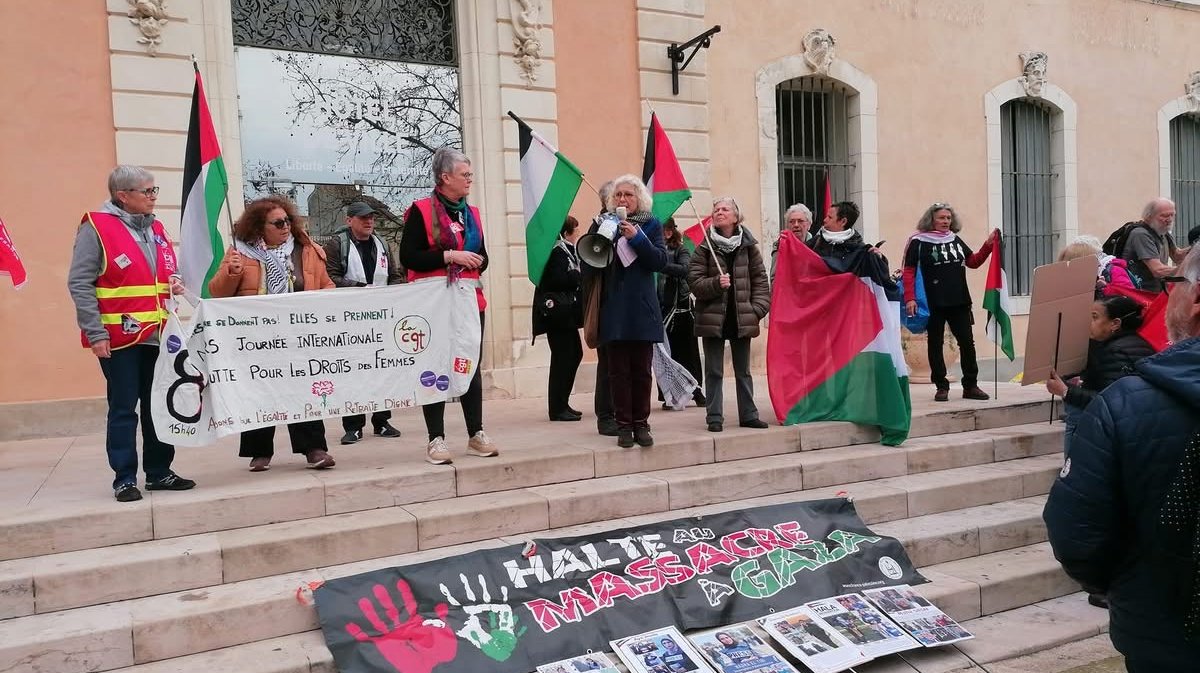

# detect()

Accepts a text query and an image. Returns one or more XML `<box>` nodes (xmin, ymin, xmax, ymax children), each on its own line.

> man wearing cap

<box><xmin>324</xmin><ymin>201</ymin><xmax>406</xmax><ymax>444</ymax></box>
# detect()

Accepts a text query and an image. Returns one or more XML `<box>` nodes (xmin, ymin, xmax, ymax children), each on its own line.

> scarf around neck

<box><xmin>709</xmin><ymin>225</ymin><xmax>743</xmax><ymax>254</ymax></box>
<box><xmin>819</xmin><ymin>227</ymin><xmax>857</xmax><ymax>244</ymax></box>
<box><xmin>430</xmin><ymin>190</ymin><xmax>482</xmax><ymax>283</ymax></box>
<box><xmin>236</xmin><ymin>236</ymin><xmax>295</xmax><ymax>295</ymax></box>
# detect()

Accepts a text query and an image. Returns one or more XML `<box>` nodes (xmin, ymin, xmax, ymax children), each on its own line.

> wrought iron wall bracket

<box><xmin>666</xmin><ymin>25</ymin><xmax>720</xmax><ymax>95</ymax></box>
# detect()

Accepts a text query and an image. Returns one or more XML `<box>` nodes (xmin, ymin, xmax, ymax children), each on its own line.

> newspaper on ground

<box><xmin>687</xmin><ymin>624</ymin><xmax>800</xmax><ymax>673</ymax></box>
<box><xmin>612</xmin><ymin>626</ymin><xmax>715</xmax><ymax>673</ymax></box>
<box><xmin>758</xmin><ymin>606</ymin><xmax>872</xmax><ymax>673</ymax></box>
<box><xmin>860</xmin><ymin>584</ymin><xmax>974</xmax><ymax>647</ymax></box>
<box><xmin>803</xmin><ymin>593</ymin><xmax>921</xmax><ymax>659</ymax></box>
<box><xmin>535</xmin><ymin>651</ymin><xmax>620</xmax><ymax>673</ymax></box>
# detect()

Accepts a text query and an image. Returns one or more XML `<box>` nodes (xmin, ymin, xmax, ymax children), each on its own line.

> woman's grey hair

<box><xmin>107</xmin><ymin>165</ymin><xmax>155</xmax><ymax>199</ymax></box>
<box><xmin>784</xmin><ymin>203</ymin><xmax>812</xmax><ymax>222</ymax></box>
<box><xmin>916</xmin><ymin>202</ymin><xmax>962</xmax><ymax>233</ymax></box>
<box><xmin>713</xmin><ymin>196</ymin><xmax>744</xmax><ymax>225</ymax></box>
<box><xmin>431</xmin><ymin>146</ymin><xmax>470</xmax><ymax>186</ymax></box>
<box><xmin>605</xmin><ymin>174</ymin><xmax>653</xmax><ymax>215</ymax></box>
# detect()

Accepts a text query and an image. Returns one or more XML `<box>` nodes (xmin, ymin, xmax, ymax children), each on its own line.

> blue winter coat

<box><xmin>1044</xmin><ymin>336</ymin><xmax>1200</xmax><ymax>670</ymax></box>
<box><xmin>595</xmin><ymin>217</ymin><xmax>669</xmax><ymax>344</ymax></box>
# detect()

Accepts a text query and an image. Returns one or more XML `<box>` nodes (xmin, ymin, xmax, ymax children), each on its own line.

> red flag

<box><xmin>1104</xmin><ymin>284</ymin><xmax>1169</xmax><ymax>352</ymax></box>
<box><xmin>822</xmin><ymin>170</ymin><xmax>833</xmax><ymax>218</ymax></box>
<box><xmin>681</xmin><ymin>216</ymin><xmax>711</xmax><ymax>252</ymax></box>
<box><xmin>0</xmin><ymin>217</ymin><xmax>27</xmax><ymax>289</ymax></box>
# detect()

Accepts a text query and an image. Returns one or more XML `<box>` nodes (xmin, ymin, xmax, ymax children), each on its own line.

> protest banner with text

<box><xmin>314</xmin><ymin>498</ymin><xmax>926</xmax><ymax>673</ymax></box>
<box><xmin>151</xmin><ymin>279</ymin><xmax>480</xmax><ymax>446</ymax></box>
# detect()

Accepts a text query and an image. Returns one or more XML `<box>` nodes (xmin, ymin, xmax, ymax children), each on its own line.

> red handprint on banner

<box><xmin>345</xmin><ymin>579</ymin><xmax>459</xmax><ymax>673</ymax></box>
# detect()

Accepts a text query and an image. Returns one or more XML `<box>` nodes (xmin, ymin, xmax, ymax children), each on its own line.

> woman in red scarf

<box><xmin>399</xmin><ymin>147</ymin><xmax>498</xmax><ymax>465</ymax></box>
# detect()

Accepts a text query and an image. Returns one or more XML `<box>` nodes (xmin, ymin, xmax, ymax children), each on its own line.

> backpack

<box><xmin>1102</xmin><ymin>221</ymin><xmax>1154</xmax><ymax>258</ymax></box>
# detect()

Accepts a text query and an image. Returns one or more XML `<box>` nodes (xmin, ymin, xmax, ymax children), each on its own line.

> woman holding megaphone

<box><xmin>589</xmin><ymin>175</ymin><xmax>669</xmax><ymax>448</ymax></box>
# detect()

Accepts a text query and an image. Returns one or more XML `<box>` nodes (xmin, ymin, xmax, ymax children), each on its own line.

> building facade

<box><xmin>1</xmin><ymin>0</ymin><xmax>1199</xmax><ymax>427</ymax></box>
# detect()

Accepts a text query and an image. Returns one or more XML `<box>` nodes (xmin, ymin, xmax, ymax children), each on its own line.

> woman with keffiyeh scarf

<box><xmin>209</xmin><ymin>195</ymin><xmax>337</xmax><ymax>471</ymax></box>
<box><xmin>399</xmin><ymin>147</ymin><xmax>498</xmax><ymax>466</ymax></box>
<box><xmin>902</xmin><ymin>203</ymin><xmax>998</xmax><ymax>403</ymax></box>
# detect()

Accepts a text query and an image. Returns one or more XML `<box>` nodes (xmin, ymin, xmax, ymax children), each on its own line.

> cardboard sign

<box><xmin>1021</xmin><ymin>256</ymin><xmax>1099</xmax><ymax>385</ymax></box>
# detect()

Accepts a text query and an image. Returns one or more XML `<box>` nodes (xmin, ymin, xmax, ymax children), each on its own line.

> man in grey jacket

<box><xmin>68</xmin><ymin>165</ymin><xmax>195</xmax><ymax>502</ymax></box>
<box><xmin>323</xmin><ymin>201</ymin><xmax>405</xmax><ymax>444</ymax></box>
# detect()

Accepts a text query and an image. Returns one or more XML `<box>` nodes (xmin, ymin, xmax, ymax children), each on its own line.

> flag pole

<box><xmin>686</xmin><ymin>198</ymin><xmax>724</xmax><ymax>276</ymax></box>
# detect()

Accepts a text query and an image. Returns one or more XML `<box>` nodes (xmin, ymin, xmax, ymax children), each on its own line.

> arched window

<box><xmin>775</xmin><ymin>77</ymin><xmax>852</xmax><ymax>226</ymax></box>
<box><xmin>1170</xmin><ymin>113</ymin><xmax>1200</xmax><ymax>243</ymax></box>
<box><xmin>1000</xmin><ymin>99</ymin><xmax>1056</xmax><ymax>296</ymax></box>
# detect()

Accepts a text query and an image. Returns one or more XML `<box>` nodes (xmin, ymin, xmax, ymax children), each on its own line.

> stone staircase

<box><xmin>0</xmin><ymin>385</ymin><xmax>1108</xmax><ymax>673</ymax></box>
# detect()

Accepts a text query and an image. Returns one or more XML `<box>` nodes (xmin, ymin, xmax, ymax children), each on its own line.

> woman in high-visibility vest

<box><xmin>209</xmin><ymin>195</ymin><xmax>336</xmax><ymax>471</ymax></box>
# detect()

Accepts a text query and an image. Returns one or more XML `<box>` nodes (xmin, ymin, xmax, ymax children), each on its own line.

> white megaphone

<box><xmin>578</xmin><ymin>210</ymin><xmax>622</xmax><ymax>268</ymax></box>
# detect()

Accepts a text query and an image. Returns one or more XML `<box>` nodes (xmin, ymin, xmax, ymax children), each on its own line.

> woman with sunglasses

<box><xmin>902</xmin><ymin>202</ymin><xmax>998</xmax><ymax>402</ymax></box>
<box><xmin>209</xmin><ymin>194</ymin><xmax>337</xmax><ymax>471</ymax></box>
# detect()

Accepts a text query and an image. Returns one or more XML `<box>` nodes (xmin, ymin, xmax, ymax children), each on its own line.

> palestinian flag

<box><xmin>511</xmin><ymin>113</ymin><xmax>584</xmax><ymax>286</ymax></box>
<box><xmin>767</xmin><ymin>235</ymin><xmax>911</xmax><ymax>445</ymax></box>
<box><xmin>180</xmin><ymin>63</ymin><xmax>229</xmax><ymax>298</ymax></box>
<box><xmin>642</xmin><ymin>112</ymin><xmax>691</xmax><ymax>223</ymax></box>
<box><xmin>0</xmin><ymin>217</ymin><xmax>27</xmax><ymax>289</ymax></box>
<box><xmin>982</xmin><ymin>232</ymin><xmax>1015</xmax><ymax>360</ymax></box>
<box><xmin>680</xmin><ymin>216</ymin><xmax>711</xmax><ymax>252</ymax></box>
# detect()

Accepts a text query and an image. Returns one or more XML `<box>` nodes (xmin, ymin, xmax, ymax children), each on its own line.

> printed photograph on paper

<box><xmin>536</xmin><ymin>651</ymin><xmax>620</xmax><ymax>673</ymax></box>
<box><xmin>612</xmin><ymin>626</ymin><xmax>715</xmax><ymax>673</ymax></box>
<box><xmin>861</xmin><ymin>585</ymin><xmax>974</xmax><ymax>647</ymax></box>
<box><xmin>758</xmin><ymin>606</ymin><xmax>872</xmax><ymax>673</ymax></box>
<box><xmin>803</xmin><ymin>593</ymin><xmax>921</xmax><ymax>658</ymax></box>
<box><xmin>688</xmin><ymin>624</ymin><xmax>800</xmax><ymax>673</ymax></box>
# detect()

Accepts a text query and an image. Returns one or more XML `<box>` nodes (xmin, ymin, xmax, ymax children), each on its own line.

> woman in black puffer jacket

<box><xmin>1046</xmin><ymin>294</ymin><xmax>1157</xmax><ymax>446</ymax></box>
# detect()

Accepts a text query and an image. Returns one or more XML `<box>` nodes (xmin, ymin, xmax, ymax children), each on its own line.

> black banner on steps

<box><xmin>314</xmin><ymin>497</ymin><xmax>925</xmax><ymax>673</ymax></box>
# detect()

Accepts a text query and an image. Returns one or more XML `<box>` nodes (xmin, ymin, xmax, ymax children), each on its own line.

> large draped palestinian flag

<box><xmin>767</xmin><ymin>233</ymin><xmax>911</xmax><ymax>445</ymax></box>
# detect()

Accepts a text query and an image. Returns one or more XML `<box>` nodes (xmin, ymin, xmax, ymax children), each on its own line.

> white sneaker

<box><xmin>467</xmin><ymin>430</ymin><xmax>499</xmax><ymax>457</ymax></box>
<box><xmin>426</xmin><ymin>437</ymin><xmax>452</xmax><ymax>465</ymax></box>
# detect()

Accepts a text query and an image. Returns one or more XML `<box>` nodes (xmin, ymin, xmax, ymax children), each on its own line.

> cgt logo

<box><xmin>453</xmin><ymin>357</ymin><xmax>472</xmax><ymax>375</ymax></box>
<box><xmin>393</xmin><ymin>315</ymin><xmax>431</xmax><ymax>355</ymax></box>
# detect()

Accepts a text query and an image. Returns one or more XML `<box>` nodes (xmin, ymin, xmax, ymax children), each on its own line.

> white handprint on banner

<box><xmin>438</xmin><ymin>573</ymin><xmax>527</xmax><ymax>662</ymax></box>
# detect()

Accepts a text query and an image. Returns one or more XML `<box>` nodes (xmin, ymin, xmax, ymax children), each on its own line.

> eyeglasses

<box><xmin>930</xmin><ymin>202</ymin><xmax>951</xmax><ymax>210</ymax></box>
<box><xmin>125</xmin><ymin>186</ymin><xmax>160</xmax><ymax>197</ymax></box>
<box><xmin>268</xmin><ymin>217</ymin><xmax>291</xmax><ymax>229</ymax></box>
<box><xmin>1164</xmin><ymin>275</ymin><xmax>1190</xmax><ymax>294</ymax></box>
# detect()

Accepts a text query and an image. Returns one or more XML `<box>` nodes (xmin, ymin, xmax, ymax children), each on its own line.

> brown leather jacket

<box><xmin>208</xmin><ymin>241</ymin><xmax>335</xmax><ymax>297</ymax></box>
<box><xmin>687</xmin><ymin>226</ymin><xmax>771</xmax><ymax>338</ymax></box>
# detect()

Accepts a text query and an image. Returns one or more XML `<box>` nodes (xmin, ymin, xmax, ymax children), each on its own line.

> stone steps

<box><xmin>0</xmin><ymin>482</ymin><xmax>1068</xmax><ymax>673</ymax></box>
<box><xmin>0</xmin><ymin>401</ymin><xmax>1054</xmax><ymax>563</ymax></box>
<box><xmin>0</xmin><ymin>393</ymin><xmax>1075</xmax><ymax>672</ymax></box>
<box><xmin>91</xmin><ymin>542</ymin><xmax>1084</xmax><ymax>673</ymax></box>
<box><xmin>0</xmin><ymin>434</ymin><xmax>1062</xmax><ymax>618</ymax></box>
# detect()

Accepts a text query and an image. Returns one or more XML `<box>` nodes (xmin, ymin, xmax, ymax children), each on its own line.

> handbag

<box><xmin>536</xmin><ymin>290</ymin><xmax>577</xmax><ymax>323</ymax></box>
<box><xmin>901</xmin><ymin>263</ymin><xmax>931</xmax><ymax>333</ymax></box>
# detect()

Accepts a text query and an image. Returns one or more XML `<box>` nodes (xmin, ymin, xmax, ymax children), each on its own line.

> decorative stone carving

<box><xmin>1019</xmin><ymin>51</ymin><xmax>1048</xmax><ymax>97</ymax></box>
<box><xmin>802</xmin><ymin>29</ymin><xmax>836</xmax><ymax>75</ymax></box>
<box><xmin>127</xmin><ymin>0</ymin><xmax>169</xmax><ymax>56</ymax></box>
<box><xmin>1187</xmin><ymin>70</ymin><xmax>1200</xmax><ymax>112</ymax></box>
<box><xmin>511</xmin><ymin>0</ymin><xmax>544</xmax><ymax>85</ymax></box>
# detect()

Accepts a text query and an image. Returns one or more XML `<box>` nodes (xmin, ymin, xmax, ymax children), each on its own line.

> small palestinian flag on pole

<box><xmin>982</xmin><ymin>231</ymin><xmax>1015</xmax><ymax>361</ymax></box>
<box><xmin>180</xmin><ymin>62</ymin><xmax>229</xmax><ymax>298</ymax></box>
<box><xmin>642</xmin><ymin>112</ymin><xmax>691</xmax><ymax>223</ymax></box>
<box><xmin>509</xmin><ymin>112</ymin><xmax>584</xmax><ymax>286</ymax></box>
